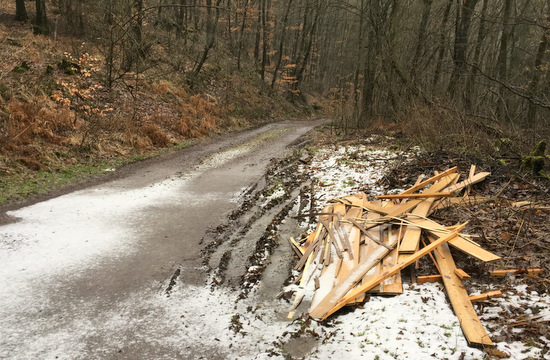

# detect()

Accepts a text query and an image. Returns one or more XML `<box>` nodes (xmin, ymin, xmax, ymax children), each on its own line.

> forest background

<box><xmin>1</xmin><ymin>0</ymin><xmax>549</xmax><ymax>203</ymax></box>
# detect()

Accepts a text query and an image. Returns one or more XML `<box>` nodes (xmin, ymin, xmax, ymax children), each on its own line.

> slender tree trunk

<box><xmin>254</xmin><ymin>0</ymin><xmax>261</xmax><ymax>61</ymax></box>
<box><xmin>410</xmin><ymin>0</ymin><xmax>432</xmax><ymax>82</ymax></box>
<box><xmin>432</xmin><ymin>0</ymin><xmax>453</xmax><ymax>91</ymax></box>
<box><xmin>353</xmin><ymin>0</ymin><xmax>365</xmax><ymax>120</ymax></box>
<box><xmin>447</xmin><ymin>0</ymin><xmax>478</xmax><ymax>102</ymax></box>
<box><xmin>496</xmin><ymin>0</ymin><xmax>513</xmax><ymax>121</ymax></box>
<box><xmin>15</xmin><ymin>0</ymin><xmax>28</xmax><ymax>21</ymax></box>
<box><xmin>237</xmin><ymin>0</ymin><xmax>250</xmax><ymax>71</ymax></box>
<box><xmin>34</xmin><ymin>0</ymin><xmax>50</xmax><ymax>35</ymax></box>
<box><xmin>465</xmin><ymin>0</ymin><xmax>489</xmax><ymax>108</ymax></box>
<box><xmin>192</xmin><ymin>0</ymin><xmax>222</xmax><ymax>80</ymax></box>
<box><xmin>260</xmin><ymin>0</ymin><xmax>268</xmax><ymax>80</ymax></box>
<box><xmin>272</xmin><ymin>0</ymin><xmax>293</xmax><ymax>88</ymax></box>
<box><xmin>526</xmin><ymin>0</ymin><xmax>550</xmax><ymax>125</ymax></box>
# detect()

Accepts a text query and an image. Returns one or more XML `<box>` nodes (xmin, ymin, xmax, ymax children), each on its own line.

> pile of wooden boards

<box><xmin>288</xmin><ymin>166</ymin><xmax>501</xmax><ymax>347</ymax></box>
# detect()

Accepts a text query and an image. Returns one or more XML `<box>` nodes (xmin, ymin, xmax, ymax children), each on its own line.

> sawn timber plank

<box><xmin>431</xmin><ymin>240</ymin><xmax>494</xmax><ymax>346</ymax></box>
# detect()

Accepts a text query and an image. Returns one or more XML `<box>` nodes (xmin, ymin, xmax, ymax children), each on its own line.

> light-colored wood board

<box><xmin>417</xmin><ymin>275</ymin><xmax>443</xmax><ymax>284</ymax></box>
<box><xmin>398</xmin><ymin>167</ymin><xmax>458</xmax><ymax>195</ymax></box>
<box><xmin>309</xmin><ymin>258</ymin><xmax>343</xmax><ymax>312</ymax></box>
<box><xmin>386</xmin><ymin>174</ymin><xmax>459</xmax><ymax>220</ymax></box>
<box><xmin>490</xmin><ymin>268</ymin><xmax>543</xmax><ymax>276</ymax></box>
<box><xmin>407</xmin><ymin>217</ymin><xmax>501</xmax><ymax>262</ymax></box>
<box><xmin>398</xmin><ymin>174</ymin><xmax>458</xmax><ymax>253</ymax></box>
<box><xmin>469</xmin><ymin>291</ymin><xmax>502</xmax><ymax>303</ymax></box>
<box><xmin>319</xmin><ymin>225</ymin><xmax>465</xmax><ymax>320</ymax></box>
<box><xmin>454</xmin><ymin>268</ymin><xmax>471</xmax><ymax>280</ymax></box>
<box><xmin>380</xmin><ymin>225</ymin><xmax>403</xmax><ymax>294</ymax></box>
<box><xmin>308</xmin><ymin>241</ymin><xmax>395</xmax><ymax>319</ymax></box>
<box><xmin>333</xmin><ymin>203</ymin><xmax>354</xmax><ymax>283</ymax></box>
<box><xmin>377</xmin><ymin>192</ymin><xmax>453</xmax><ymax>199</ymax></box>
<box><xmin>446</xmin><ymin>172</ymin><xmax>491</xmax><ymax>194</ymax></box>
<box><xmin>431</xmin><ymin>241</ymin><xmax>494</xmax><ymax>346</ymax></box>
<box><xmin>362</xmin><ymin>202</ymin><xmax>385</xmax><ymax>293</ymax></box>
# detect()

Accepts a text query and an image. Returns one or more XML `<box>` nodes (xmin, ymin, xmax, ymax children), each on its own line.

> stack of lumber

<box><xmin>288</xmin><ymin>166</ymin><xmax>501</xmax><ymax>347</ymax></box>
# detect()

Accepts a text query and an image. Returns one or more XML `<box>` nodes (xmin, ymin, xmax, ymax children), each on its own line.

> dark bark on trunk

<box><xmin>465</xmin><ymin>0</ymin><xmax>489</xmax><ymax>107</ymax></box>
<box><xmin>254</xmin><ymin>0</ymin><xmax>261</xmax><ymax>61</ymax></box>
<box><xmin>410</xmin><ymin>0</ymin><xmax>432</xmax><ymax>82</ymax></box>
<box><xmin>237</xmin><ymin>0</ymin><xmax>250</xmax><ymax>71</ymax></box>
<box><xmin>496</xmin><ymin>0</ymin><xmax>513</xmax><ymax>122</ymax></box>
<box><xmin>432</xmin><ymin>0</ymin><xmax>453</xmax><ymax>90</ymax></box>
<box><xmin>34</xmin><ymin>0</ymin><xmax>50</xmax><ymax>35</ymax></box>
<box><xmin>260</xmin><ymin>0</ymin><xmax>268</xmax><ymax>80</ymax></box>
<box><xmin>526</xmin><ymin>0</ymin><xmax>550</xmax><ymax>125</ymax></box>
<box><xmin>192</xmin><ymin>0</ymin><xmax>222</xmax><ymax>81</ymax></box>
<box><xmin>447</xmin><ymin>0</ymin><xmax>478</xmax><ymax>101</ymax></box>
<box><xmin>272</xmin><ymin>0</ymin><xmax>293</xmax><ymax>88</ymax></box>
<box><xmin>15</xmin><ymin>0</ymin><xmax>28</xmax><ymax>21</ymax></box>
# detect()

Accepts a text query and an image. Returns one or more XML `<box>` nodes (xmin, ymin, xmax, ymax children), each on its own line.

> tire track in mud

<box><xmin>200</xmin><ymin>144</ymin><xmax>315</xmax><ymax>299</ymax></box>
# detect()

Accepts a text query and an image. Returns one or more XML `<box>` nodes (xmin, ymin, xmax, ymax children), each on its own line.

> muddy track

<box><xmin>201</xmin><ymin>144</ymin><xmax>315</xmax><ymax>299</ymax></box>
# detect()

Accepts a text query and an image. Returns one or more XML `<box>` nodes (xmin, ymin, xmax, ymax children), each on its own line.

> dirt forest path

<box><xmin>0</xmin><ymin>119</ymin><xmax>326</xmax><ymax>359</ymax></box>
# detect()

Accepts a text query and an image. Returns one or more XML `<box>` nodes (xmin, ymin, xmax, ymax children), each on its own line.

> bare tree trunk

<box><xmin>465</xmin><ymin>0</ymin><xmax>489</xmax><ymax>108</ymax></box>
<box><xmin>432</xmin><ymin>0</ymin><xmax>453</xmax><ymax>91</ymax></box>
<box><xmin>260</xmin><ymin>0</ymin><xmax>268</xmax><ymax>80</ymax></box>
<box><xmin>254</xmin><ymin>0</ymin><xmax>261</xmax><ymax>62</ymax></box>
<box><xmin>192</xmin><ymin>0</ymin><xmax>222</xmax><ymax>81</ymax></box>
<box><xmin>447</xmin><ymin>0</ymin><xmax>478</xmax><ymax>103</ymax></box>
<box><xmin>272</xmin><ymin>0</ymin><xmax>293</xmax><ymax>88</ymax></box>
<box><xmin>496</xmin><ymin>0</ymin><xmax>513</xmax><ymax>121</ymax></box>
<box><xmin>410</xmin><ymin>0</ymin><xmax>432</xmax><ymax>82</ymax></box>
<box><xmin>237</xmin><ymin>0</ymin><xmax>250</xmax><ymax>71</ymax></box>
<box><xmin>15</xmin><ymin>0</ymin><xmax>28</xmax><ymax>21</ymax></box>
<box><xmin>526</xmin><ymin>0</ymin><xmax>550</xmax><ymax>125</ymax></box>
<box><xmin>34</xmin><ymin>0</ymin><xmax>50</xmax><ymax>35</ymax></box>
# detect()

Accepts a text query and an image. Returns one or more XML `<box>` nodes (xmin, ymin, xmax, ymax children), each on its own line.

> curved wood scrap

<box><xmin>430</xmin><ymin>239</ymin><xmax>494</xmax><ymax>346</ymax></box>
<box><xmin>314</xmin><ymin>224</ymin><xmax>466</xmax><ymax>320</ymax></box>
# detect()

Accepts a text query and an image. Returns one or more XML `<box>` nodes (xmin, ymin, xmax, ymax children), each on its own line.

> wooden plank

<box><xmin>380</xmin><ymin>224</ymin><xmax>403</xmax><ymax>294</ymax></box>
<box><xmin>386</xmin><ymin>173</ymin><xmax>459</xmax><ymax>220</ymax></box>
<box><xmin>317</xmin><ymin>225</ymin><xmax>465</xmax><ymax>320</ymax></box>
<box><xmin>469</xmin><ymin>291</ymin><xmax>502</xmax><ymax>303</ymax></box>
<box><xmin>430</xmin><ymin>240</ymin><xmax>494</xmax><ymax>346</ymax></box>
<box><xmin>334</xmin><ymin>203</ymin><xmax>354</xmax><ymax>283</ymax></box>
<box><xmin>454</xmin><ymin>268</ymin><xmax>471</xmax><ymax>280</ymax></box>
<box><xmin>446</xmin><ymin>172</ymin><xmax>491</xmax><ymax>194</ymax></box>
<box><xmin>308</xmin><ymin>240</ymin><xmax>395</xmax><ymax>319</ymax></box>
<box><xmin>398</xmin><ymin>166</ymin><xmax>458</xmax><ymax>195</ymax></box>
<box><xmin>334</xmin><ymin>195</ymin><xmax>390</xmax><ymax>215</ymax></box>
<box><xmin>489</xmin><ymin>268</ymin><xmax>543</xmax><ymax>277</ymax></box>
<box><xmin>407</xmin><ymin>217</ymin><xmax>501</xmax><ymax>262</ymax></box>
<box><xmin>398</xmin><ymin>174</ymin><xmax>459</xmax><ymax>254</ymax></box>
<box><xmin>377</xmin><ymin>192</ymin><xmax>453</xmax><ymax>199</ymax></box>
<box><xmin>417</xmin><ymin>274</ymin><xmax>442</xmax><ymax>284</ymax></box>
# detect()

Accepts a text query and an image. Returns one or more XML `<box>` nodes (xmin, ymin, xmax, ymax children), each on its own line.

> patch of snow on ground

<box><xmin>475</xmin><ymin>284</ymin><xmax>550</xmax><ymax>359</ymax></box>
<box><xmin>305</xmin><ymin>144</ymin><xmax>410</xmax><ymax>205</ymax></box>
<box><xmin>304</xmin><ymin>283</ymin><xmax>484</xmax><ymax>359</ymax></box>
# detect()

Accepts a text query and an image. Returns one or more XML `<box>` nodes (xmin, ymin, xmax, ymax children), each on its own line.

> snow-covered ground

<box><xmin>1</xmin><ymin>139</ymin><xmax>548</xmax><ymax>359</ymax></box>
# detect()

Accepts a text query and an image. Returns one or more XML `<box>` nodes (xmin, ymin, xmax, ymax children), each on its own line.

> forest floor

<box><xmin>1</xmin><ymin>123</ymin><xmax>549</xmax><ymax>359</ymax></box>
